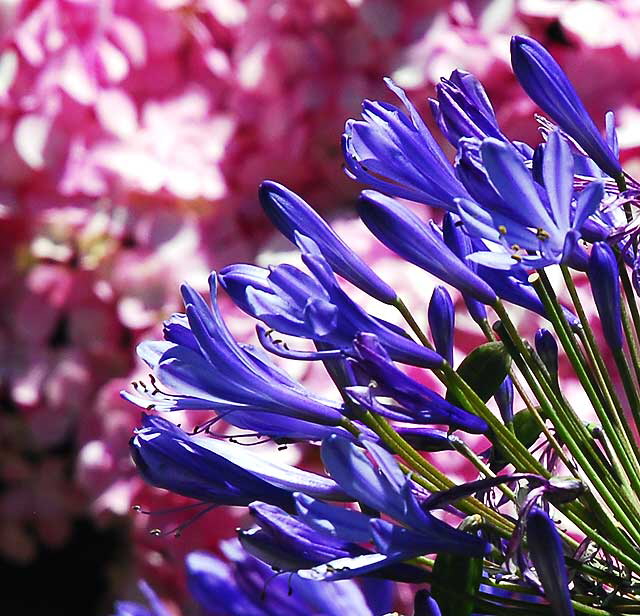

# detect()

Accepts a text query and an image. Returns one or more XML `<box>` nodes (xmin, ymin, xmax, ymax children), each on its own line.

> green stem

<box><xmin>394</xmin><ymin>297</ymin><xmax>433</xmax><ymax>348</ymax></box>
<box><xmin>620</xmin><ymin>264</ymin><xmax>640</xmax><ymax>377</ymax></box>
<box><xmin>561</xmin><ymin>266</ymin><xmax>640</xmax><ymax>496</ymax></box>
<box><xmin>357</xmin><ymin>412</ymin><xmax>514</xmax><ymax>535</ymax></box>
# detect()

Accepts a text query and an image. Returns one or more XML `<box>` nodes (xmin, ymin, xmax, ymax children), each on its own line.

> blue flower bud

<box><xmin>535</xmin><ymin>328</ymin><xmax>559</xmax><ymax>379</ymax></box>
<box><xmin>588</xmin><ymin>242</ymin><xmax>623</xmax><ymax>350</ymax></box>
<box><xmin>511</xmin><ymin>35</ymin><xmax>621</xmax><ymax>178</ymax></box>
<box><xmin>526</xmin><ymin>506</ymin><xmax>575</xmax><ymax>616</ymax></box>
<box><xmin>494</xmin><ymin>376</ymin><xmax>514</xmax><ymax>425</ymax></box>
<box><xmin>259</xmin><ymin>181</ymin><xmax>397</xmax><ymax>304</ymax></box>
<box><xmin>428</xmin><ymin>286</ymin><xmax>455</xmax><ymax>365</ymax></box>
<box><xmin>357</xmin><ymin>190</ymin><xmax>497</xmax><ymax>305</ymax></box>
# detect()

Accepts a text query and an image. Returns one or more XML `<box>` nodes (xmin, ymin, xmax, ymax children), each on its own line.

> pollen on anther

<box><xmin>498</xmin><ymin>225</ymin><xmax>507</xmax><ymax>235</ymax></box>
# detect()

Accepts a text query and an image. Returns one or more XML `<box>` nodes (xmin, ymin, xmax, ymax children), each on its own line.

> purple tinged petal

<box><xmin>561</xmin><ymin>230</ymin><xmax>589</xmax><ymax>271</ymax></box>
<box><xmin>259</xmin><ymin>181</ymin><xmax>396</xmax><ymax>304</ymax></box>
<box><xmin>294</xmin><ymin>493</ymin><xmax>373</xmax><ymax>543</ymax></box>
<box><xmin>249</xmin><ymin>502</ymin><xmax>359</xmax><ymax>563</ymax></box>
<box><xmin>185</xmin><ymin>552</ymin><xmax>264</xmax><ymax>616</ymax></box>
<box><xmin>442</xmin><ymin>213</ymin><xmax>487</xmax><ymax>322</ymax></box>
<box><xmin>343</xmin><ymin>79</ymin><xmax>469</xmax><ymax>211</ymax></box>
<box><xmin>351</xmin><ymin>333</ymin><xmax>488</xmax><ymax>434</ymax></box>
<box><xmin>480</xmin><ymin>138</ymin><xmax>556</xmax><ymax>232</ymax></box>
<box><xmin>526</xmin><ymin>506</ymin><xmax>575</xmax><ymax>616</ymax></box>
<box><xmin>424</xmin><ymin>473</ymin><xmax>536</xmax><ymax>511</ymax></box>
<box><xmin>511</xmin><ymin>35</ymin><xmax>620</xmax><ymax>178</ymax></box>
<box><xmin>428</xmin><ymin>286</ymin><xmax>455</xmax><ymax>365</ymax></box>
<box><xmin>605</xmin><ymin>111</ymin><xmax>619</xmax><ymax>158</ymax></box>
<box><xmin>358</xmin><ymin>190</ymin><xmax>497</xmax><ymax>305</ymax></box>
<box><xmin>256</xmin><ymin>324</ymin><xmax>344</xmax><ymax>361</ymax></box>
<box><xmin>543</xmin><ymin>131</ymin><xmax>574</xmax><ymax>232</ymax></box>
<box><xmin>573</xmin><ymin>180</ymin><xmax>604</xmax><ymax>232</ymax></box>
<box><xmin>434</xmin><ymin>70</ymin><xmax>502</xmax><ymax>145</ymax></box>
<box><xmin>370</xmin><ymin>517</ymin><xmax>488</xmax><ymax>559</ymax></box>
<box><xmin>296</xmin><ymin>553</ymin><xmax>427</xmax><ymax>583</ymax></box>
<box><xmin>130</xmin><ymin>415</ymin><xmax>296</xmax><ymax>508</ymax></box>
<box><xmin>191</xmin><ymin>434</ymin><xmax>348</xmax><ymax>501</ymax></box>
<box><xmin>321</xmin><ymin>435</ymin><xmax>406</xmax><ymax>519</ymax></box>
<box><xmin>588</xmin><ymin>242</ymin><xmax>623</xmax><ymax>350</ymax></box>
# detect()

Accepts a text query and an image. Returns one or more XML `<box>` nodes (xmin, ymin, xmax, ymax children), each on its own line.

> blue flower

<box><xmin>186</xmin><ymin>542</ymin><xmax>383</xmax><ymax>616</ymax></box>
<box><xmin>320</xmin><ymin>435</ymin><xmax>490</xmax><ymax>562</ymax></box>
<box><xmin>259</xmin><ymin>180</ymin><xmax>397</xmax><ymax>304</ymax></box>
<box><xmin>343</xmin><ymin>78</ymin><xmax>469</xmax><ymax>210</ymax></box>
<box><xmin>347</xmin><ymin>333</ymin><xmax>488</xmax><ymax>434</ymax></box>
<box><xmin>240</xmin><ymin>501</ymin><xmax>427</xmax><ymax>583</ymax></box>
<box><xmin>511</xmin><ymin>35</ymin><xmax>621</xmax><ymax>179</ymax></box>
<box><xmin>430</xmin><ymin>69</ymin><xmax>504</xmax><ymax>146</ymax></box>
<box><xmin>123</xmin><ymin>274</ymin><xmax>345</xmax><ymax>428</ymax></box>
<box><xmin>130</xmin><ymin>414</ymin><xmax>348</xmax><ymax>509</ymax></box>
<box><xmin>457</xmin><ymin>131</ymin><xmax>604</xmax><ymax>270</ymax></box>
<box><xmin>219</xmin><ymin>235</ymin><xmax>443</xmax><ymax>369</ymax></box>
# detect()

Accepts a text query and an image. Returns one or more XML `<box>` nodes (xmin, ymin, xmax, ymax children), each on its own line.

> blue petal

<box><xmin>259</xmin><ymin>181</ymin><xmax>396</xmax><ymax>304</ymax></box>
<box><xmin>294</xmin><ymin>493</ymin><xmax>373</xmax><ymax>542</ymax></box>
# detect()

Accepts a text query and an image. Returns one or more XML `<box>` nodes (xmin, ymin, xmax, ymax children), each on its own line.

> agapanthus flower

<box><xmin>122</xmin><ymin>28</ymin><xmax>640</xmax><ymax>616</ymax></box>
<box><xmin>130</xmin><ymin>414</ymin><xmax>348</xmax><ymax>510</ymax></box>
<box><xmin>526</xmin><ymin>506</ymin><xmax>575</xmax><ymax>616</ymax></box>
<box><xmin>430</xmin><ymin>69</ymin><xmax>505</xmax><ymax>147</ymax></box>
<box><xmin>346</xmin><ymin>333</ymin><xmax>488</xmax><ymax>434</ymax></box>
<box><xmin>185</xmin><ymin>541</ymin><xmax>383</xmax><ymax>616</ymax></box>
<box><xmin>258</xmin><ymin>180</ymin><xmax>397</xmax><ymax>304</ymax></box>
<box><xmin>343</xmin><ymin>78</ymin><xmax>470</xmax><ymax>210</ymax></box>
<box><xmin>457</xmin><ymin>130</ymin><xmax>604</xmax><ymax>270</ymax></box>
<box><xmin>123</xmin><ymin>275</ymin><xmax>345</xmax><ymax>427</ymax></box>
<box><xmin>219</xmin><ymin>235</ymin><xmax>443</xmax><ymax>369</ymax></box>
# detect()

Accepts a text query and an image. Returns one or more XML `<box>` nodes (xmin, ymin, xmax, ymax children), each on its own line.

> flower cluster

<box><xmin>124</xmin><ymin>33</ymin><xmax>640</xmax><ymax>615</ymax></box>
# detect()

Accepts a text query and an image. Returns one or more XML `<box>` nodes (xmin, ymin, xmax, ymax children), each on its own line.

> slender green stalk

<box><xmin>620</xmin><ymin>264</ymin><xmax>640</xmax><ymax>379</ymax></box>
<box><xmin>352</xmin><ymin>412</ymin><xmax>515</xmax><ymax>534</ymax></box>
<box><xmin>561</xmin><ymin>266</ymin><xmax>640</xmax><ymax>495</ymax></box>
<box><xmin>528</xmin><ymin>274</ymin><xmax>640</xmax><ymax>541</ymax></box>
<box><xmin>613</xmin><ymin>345</ymin><xmax>640</xmax><ymax>436</ymax></box>
<box><xmin>394</xmin><ymin>297</ymin><xmax>433</xmax><ymax>348</ymax></box>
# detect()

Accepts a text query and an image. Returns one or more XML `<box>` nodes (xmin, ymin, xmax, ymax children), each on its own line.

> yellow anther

<box><xmin>498</xmin><ymin>225</ymin><xmax>507</xmax><ymax>235</ymax></box>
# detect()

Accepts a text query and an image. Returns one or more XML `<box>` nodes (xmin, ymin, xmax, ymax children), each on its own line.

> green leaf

<box><xmin>512</xmin><ymin>408</ymin><xmax>542</xmax><ymax>449</ymax></box>
<box><xmin>446</xmin><ymin>342</ymin><xmax>511</xmax><ymax>407</ymax></box>
<box><xmin>431</xmin><ymin>552</ymin><xmax>483</xmax><ymax>616</ymax></box>
<box><xmin>492</xmin><ymin>408</ymin><xmax>543</xmax><ymax>470</ymax></box>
